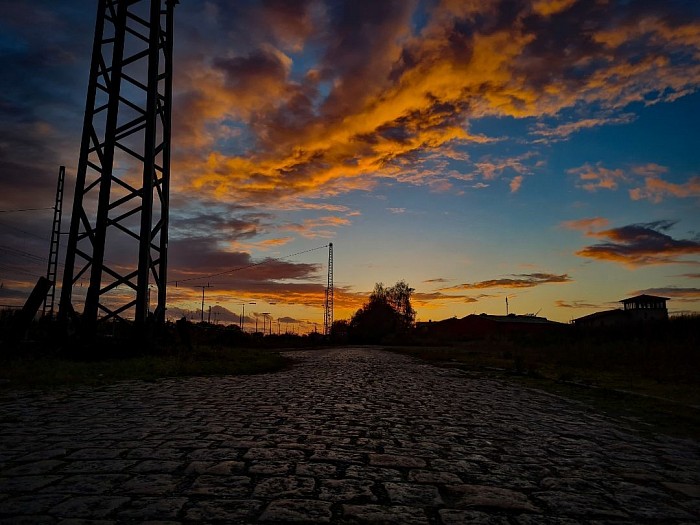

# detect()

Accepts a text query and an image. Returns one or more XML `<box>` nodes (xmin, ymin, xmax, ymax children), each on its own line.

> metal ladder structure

<box><xmin>42</xmin><ymin>165</ymin><xmax>65</xmax><ymax>318</ymax></box>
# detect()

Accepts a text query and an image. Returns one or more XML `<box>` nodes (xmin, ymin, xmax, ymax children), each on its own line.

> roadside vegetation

<box><xmin>389</xmin><ymin>315</ymin><xmax>700</xmax><ymax>439</ymax></box>
<box><xmin>0</xmin><ymin>315</ymin><xmax>303</xmax><ymax>390</ymax></box>
<box><xmin>0</xmin><ymin>345</ymin><xmax>290</xmax><ymax>390</ymax></box>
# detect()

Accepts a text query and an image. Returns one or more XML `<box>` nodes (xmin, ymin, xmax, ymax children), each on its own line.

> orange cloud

<box><xmin>560</xmin><ymin>217</ymin><xmax>610</xmax><ymax>233</ymax></box>
<box><xmin>531</xmin><ymin>113</ymin><xmax>636</xmax><ymax>142</ymax></box>
<box><xmin>171</xmin><ymin>1</ymin><xmax>700</xmax><ymax>208</ymax></box>
<box><xmin>630</xmin><ymin>175</ymin><xmax>700</xmax><ymax>203</ymax></box>
<box><xmin>510</xmin><ymin>175</ymin><xmax>524</xmax><ymax>193</ymax></box>
<box><xmin>569</xmin><ymin>163</ymin><xmax>628</xmax><ymax>191</ymax></box>
<box><xmin>441</xmin><ymin>273</ymin><xmax>572</xmax><ymax>292</ymax></box>
<box><xmin>282</xmin><ymin>215</ymin><xmax>352</xmax><ymax>238</ymax></box>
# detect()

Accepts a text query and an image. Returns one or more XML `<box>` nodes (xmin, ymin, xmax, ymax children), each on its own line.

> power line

<box><xmin>170</xmin><ymin>244</ymin><xmax>329</xmax><ymax>286</ymax></box>
<box><xmin>0</xmin><ymin>207</ymin><xmax>54</xmax><ymax>214</ymax></box>
<box><xmin>0</xmin><ymin>219</ymin><xmax>50</xmax><ymax>242</ymax></box>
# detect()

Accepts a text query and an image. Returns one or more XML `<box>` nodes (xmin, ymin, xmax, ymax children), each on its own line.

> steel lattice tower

<box><xmin>60</xmin><ymin>0</ymin><xmax>176</xmax><ymax>329</ymax></box>
<box><xmin>324</xmin><ymin>242</ymin><xmax>333</xmax><ymax>335</ymax></box>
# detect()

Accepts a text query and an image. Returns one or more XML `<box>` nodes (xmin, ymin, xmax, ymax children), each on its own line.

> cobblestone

<box><xmin>0</xmin><ymin>347</ymin><xmax>699</xmax><ymax>523</ymax></box>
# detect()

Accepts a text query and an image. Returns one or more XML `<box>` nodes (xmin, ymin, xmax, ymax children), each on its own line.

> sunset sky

<box><xmin>1</xmin><ymin>0</ymin><xmax>699</xmax><ymax>330</ymax></box>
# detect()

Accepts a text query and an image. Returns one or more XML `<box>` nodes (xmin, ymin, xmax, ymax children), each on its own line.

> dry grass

<box><xmin>0</xmin><ymin>345</ymin><xmax>290</xmax><ymax>390</ymax></box>
<box><xmin>389</xmin><ymin>316</ymin><xmax>700</xmax><ymax>439</ymax></box>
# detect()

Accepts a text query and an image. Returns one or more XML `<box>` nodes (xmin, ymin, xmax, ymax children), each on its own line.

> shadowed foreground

<box><xmin>0</xmin><ymin>348</ymin><xmax>698</xmax><ymax>523</ymax></box>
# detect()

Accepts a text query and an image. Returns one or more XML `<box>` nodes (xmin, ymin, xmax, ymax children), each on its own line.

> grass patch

<box><xmin>0</xmin><ymin>345</ymin><xmax>290</xmax><ymax>390</ymax></box>
<box><xmin>388</xmin><ymin>328</ymin><xmax>700</xmax><ymax>441</ymax></box>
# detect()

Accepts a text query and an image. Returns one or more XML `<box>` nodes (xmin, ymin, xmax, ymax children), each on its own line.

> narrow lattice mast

<box><xmin>324</xmin><ymin>243</ymin><xmax>334</xmax><ymax>335</ymax></box>
<box><xmin>59</xmin><ymin>0</ymin><xmax>176</xmax><ymax>330</ymax></box>
<box><xmin>43</xmin><ymin>166</ymin><xmax>66</xmax><ymax>318</ymax></box>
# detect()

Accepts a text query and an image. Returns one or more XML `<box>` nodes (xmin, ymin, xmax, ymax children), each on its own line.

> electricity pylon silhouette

<box><xmin>324</xmin><ymin>243</ymin><xmax>334</xmax><ymax>335</ymax></box>
<box><xmin>60</xmin><ymin>0</ymin><xmax>177</xmax><ymax>331</ymax></box>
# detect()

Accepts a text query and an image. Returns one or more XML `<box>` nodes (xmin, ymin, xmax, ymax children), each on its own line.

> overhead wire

<box><xmin>170</xmin><ymin>244</ymin><xmax>330</xmax><ymax>286</ymax></box>
<box><xmin>0</xmin><ymin>207</ymin><xmax>54</xmax><ymax>214</ymax></box>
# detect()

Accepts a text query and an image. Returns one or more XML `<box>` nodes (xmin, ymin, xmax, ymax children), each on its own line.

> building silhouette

<box><xmin>573</xmin><ymin>294</ymin><xmax>669</xmax><ymax>328</ymax></box>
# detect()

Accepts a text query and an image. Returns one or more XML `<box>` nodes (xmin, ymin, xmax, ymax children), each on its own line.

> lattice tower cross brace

<box><xmin>59</xmin><ymin>0</ymin><xmax>176</xmax><ymax>328</ymax></box>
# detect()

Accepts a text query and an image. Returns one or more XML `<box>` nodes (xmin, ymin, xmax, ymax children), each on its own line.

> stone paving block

<box><xmin>439</xmin><ymin>509</ymin><xmax>512</xmax><ymax>524</ymax></box>
<box><xmin>14</xmin><ymin>449</ymin><xmax>67</xmax><ymax>462</ymax></box>
<box><xmin>0</xmin><ymin>516</ymin><xmax>56</xmax><ymax>525</ymax></box>
<box><xmin>0</xmin><ymin>476</ymin><xmax>62</xmax><ymax>493</ymax></box>
<box><xmin>47</xmin><ymin>475</ymin><xmax>129</xmax><ymax>495</ymax></box>
<box><xmin>369</xmin><ymin>454</ymin><xmax>426</xmax><ymax>468</ymax></box>
<box><xmin>205</xmin><ymin>460</ymin><xmax>247</xmax><ymax>475</ymax></box>
<box><xmin>119</xmin><ymin>474</ymin><xmax>181</xmax><ymax>495</ymax></box>
<box><xmin>57</xmin><ymin>460</ymin><xmax>138</xmax><ymax>474</ymax></box>
<box><xmin>127</xmin><ymin>448</ymin><xmax>184</xmax><ymax>460</ymax></box>
<box><xmin>445</xmin><ymin>484</ymin><xmax>539</xmax><ymax>512</ymax></box>
<box><xmin>131</xmin><ymin>460</ymin><xmax>183</xmax><ymax>474</ymax></box>
<box><xmin>319</xmin><ymin>479</ymin><xmax>376</xmax><ymax>502</ymax></box>
<box><xmin>248</xmin><ymin>461</ymin><xmax>294</xmax><ymax>475</ymax></box>
<box><xmin>531</xmin><ymin>491</ymin><xmax>628</xmax><ymax>519</ymax></box>
<box><xmin>260</xmin><ymin>499</ymin><xmax>332</xmax><ymax>523</ymax></box>
<box><xmin>0</xmin><ymin>461</ymin><xmax>65</xmax><ymax>476</ymax></box>
<box><xmin>296</xmin><ymin>462</ymin><xmax>339</xmax><ymax>478</ymax></box>
<box><xmin>345</xmin><ymin>464</ymin><xmax>403</xmax><ymax>481</ymax></box>
<box><xmin>117</xmin><ymin>496</ymin><xmax>188</xmax><ymax>520</ymax></box>
<box><xmin>0</xmin><ymin>493</ymin><xmax>68</xmax><ymax>515</ymax></box>
<box><xmin>244</xmin><ymin>448</ymin><xmax>305</xmax><ymax>461</ymax></box>
<box><xmin>184</xmin><ymin>498</ymin><xmax>262</xmax><ymax>522</ymax></box>
<box><xmin>253</xmin><ymin>476</ymin><xmax>316</xmax><ymax>498</ymax></box>
<box><xmin>383</xmin><ymin>482</ymin><xmax>443</xmax><ymax>506</ymax></box>
<box><xmin>65</xmin><ymin>449</ymin><xmax>123</xmax><ymax>461</ymax></box>
<box><xmin>49</xmin><ymin>496</ymin><xmax>130</xmax><ymax>519</ymax></box>
<box><xmin>310</xmin><ymin>449</ymin><xmax>364</xmax><ymax>464</ymax></box>
<box><xmin>183</xmin><ymin>461</ymin><xmax>214</xmax><ymax>475</ymax></box>
<box><xmin>408</xmin><ymin>469</ymin><xmax>462</xmax><ymax>484</ymax></box>
<box><xmin>188</xmin><ymin>474</ymin><xmax>251</xmax><ymax>496</ymax></box>
<box><xmin>341</xmin><ymin>504</ymin><xmax>429</xmax><ymax>524</ymax></box>
<box><xmin>662</xmin><ymin>482</ymin><xmax>700</xmax><ymax>498</ymax></box>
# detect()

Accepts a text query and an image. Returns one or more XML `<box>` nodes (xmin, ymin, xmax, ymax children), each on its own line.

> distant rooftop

<box><xmin>619</xmin><ymin>294</ymin><xmax>670</xmax><ymax>304</ymax></box>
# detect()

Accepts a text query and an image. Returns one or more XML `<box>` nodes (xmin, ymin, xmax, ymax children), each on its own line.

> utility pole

<box><xmin>59</xmin><ymin>0</ymin><xmax>176</xmax><ymax>331</ymax></box>
<box><xmin>240</xmin><ymin>302</ymin><xmax>255</xmax><ymax>332</ymax></box>
<box><xmin>197</xmin><ymin>284</ymin><xmax>211</xmax><ymax>323</ymax></box>
<box><xmin>261</xmin><ymin>312</ymin><xmax>270</xmax><ymax>335</ymax></box>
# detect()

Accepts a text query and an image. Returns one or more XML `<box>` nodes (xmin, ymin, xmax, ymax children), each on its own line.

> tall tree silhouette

<box><xmin>349</xmin><ymin>281</ymin><xmax>415</xmax><ymax>343</ymax></box>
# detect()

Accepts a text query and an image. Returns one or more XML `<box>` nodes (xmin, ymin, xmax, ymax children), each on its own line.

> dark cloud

<box><xmin>555</xmin><ymin>299</ymin><xmax>602</xmax><ymax>309</ymax></box>
<box><xmin>576</xmin><ymin>221</ymin><xmax>700</xmax><ymax>266</ymax></box>
<box><xmin>169</xmin><ymin>237</ymin><xmax>320</xmax><ymax>284</ymax></box>
<box><xmin>631</xmin><ymin>287</ymin><xmax>700</xmax><ymax>302</ymax></box>
<box><xmin>441</xmin><ymin>273</ymin><xmax>572</xmax><ymax>291</ymax></box>
<box><xmin>423</xmin><ymin>277</ymin><xmax>448</xmax><ymax>284</ymax></box>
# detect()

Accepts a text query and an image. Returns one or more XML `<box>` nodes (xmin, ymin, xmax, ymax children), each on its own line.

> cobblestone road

<box><xmin>1</xmin><ymin>347</ymin><xmax>699</xmax><ymax>524</ymax></box>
